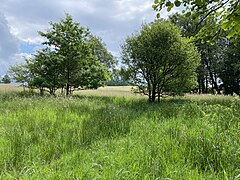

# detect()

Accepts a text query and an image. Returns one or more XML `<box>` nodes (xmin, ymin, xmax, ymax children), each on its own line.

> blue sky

<box><xmin>20</xmin><ymin>42</ymin><xmax>42</xmax><ymax>54</ymax></box>
<box><xmin>0</xmin><ymin>0</ymin><xmax>176</xmax><ymax>75</ymax></box>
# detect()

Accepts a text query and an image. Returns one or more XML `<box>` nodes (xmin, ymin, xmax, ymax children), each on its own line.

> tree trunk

<box><xmin>151</xmin><ymin>83</ymin><xmax>156</xmax><ymax>102</ymax></box>
<box><xmin>205</xmin><ymin>75</ymin><xmax>208</xmax><ymax>93</ymax></box>
<box><xmin>40</xmin><ymin>88</ymin><xmax>44</xmax><ymax>96</ymax></box>
<box><xmin>157</xmin><ymin>92</ymin><xmax>161</xmax><ymax>102</ymax></box>
<box><xmin>157</xmin><ymin>84</ymin><xmax>161</xmax><ymax>102</ymax></box>
<box><xmin>66</xmin><ymin>83</ymin><xmax>70</xmax><ymax>95</ymax></box>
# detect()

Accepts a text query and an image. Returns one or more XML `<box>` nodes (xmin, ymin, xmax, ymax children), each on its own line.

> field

<box><xmin>0</xmin><ymin>84</ymin><xmax>239</xmax><ymax>179</ymax></box>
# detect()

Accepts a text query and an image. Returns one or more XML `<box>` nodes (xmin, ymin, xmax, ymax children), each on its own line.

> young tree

<box><xmin>9</xmin><ymin>14</ymin><xmax>113</xmax><ymax>95</ymax></box>
<box><xmin>27</xmin><ymin>48</ymin><xmax>64</xmax><ymax>95</ymax></box>
<box><xmin>122</xmin><ymin>21</ymin><xmax>200</xmax><ymax>102</ymax></box>
<box><xmin>39</xmin><ymin>14</ymin><xmax>111</xmax><ymax>95</ymax></box>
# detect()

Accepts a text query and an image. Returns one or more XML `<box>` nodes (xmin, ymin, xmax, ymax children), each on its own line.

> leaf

<box><xmin>227</xmin><ymin>29</ymin><xmax>236</xmax><ymax>39</ymax></box>
<box><xmin>154</xmin><ymin>0</ymin><xmax>159</xmax><ymax>4</ymax></box>
<box><xmin>185</xmin><ymin>12</ymin><xmax>191</xmax><ymax>17</ymax></box>
<box><xmin>152</xmin><ymin>5</ymin><xmax>157</xmax><ymax>10</ymax></box>
<box><xmin>166</xmin><ymin>2</ymin><xmax>174</xmax><ymax>12</ymax></box>
<box><xmin>174</xmin><ymin>0</ymin><xmax>181</xmax><ymax>7</ymax></box>
<box><xmin>235</xmin><ymin>24</ymin><xmax>240</xmax><ymax>33</ymax></box>
<box><xmin>221</xmin><ymin>21</ymin><xmax>231</xmax><ymax>30</ymax></box>
<box><xmin>195</xmin><ymin>0</ymin><xmax>202</xmax><ymax>6</ymax></box>
<box><xmin>166</xmin><ymin>1</ymin><xmax>172</xmax><ymax>7</ymax></box>
<box><xmin>167</xmin><ymin>6</ymin><xmax>172</xmax><ymax>12</ymax></box>
<box><xmin>156</xmin><ymin>13</ymin><xmax>160</xmax><ymax>19</ymax></box>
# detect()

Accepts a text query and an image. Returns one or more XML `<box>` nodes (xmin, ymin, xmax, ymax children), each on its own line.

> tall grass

<box><xmin>0</xmin><ymin>91</ymin><xmax>239</xmax><ymax>179</ymax></box>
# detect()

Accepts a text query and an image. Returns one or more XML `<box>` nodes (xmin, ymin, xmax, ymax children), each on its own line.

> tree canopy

<box><xmin>122</xmin><ymin>20</ymin><xmax>200</xmax><ymax>102</ymax></box>
<box><xmin>1</xmin><ymin>74</ymin><xmax>11</xmax><ymax>84</ymax></box>
<box><xmin>153</xmin><ymin>0</ymin><xmax>240</xmax><ymax>41</ymax></box>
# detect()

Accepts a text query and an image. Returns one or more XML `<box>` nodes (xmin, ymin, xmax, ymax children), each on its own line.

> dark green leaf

<box><xmin>185</xmin><ymin>12</ymin><xmax>191</xmax><ymax>17</ymax></box>
<box><xmin>174</xmin><ymin>0</ymin><xmax>181</xmax><ymax>7</ymax></box>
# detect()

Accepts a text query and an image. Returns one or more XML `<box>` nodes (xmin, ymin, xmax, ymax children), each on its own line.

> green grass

<box><xmin>0</xmin><ymin>89</ymin><xmax>239</xmax><ymax>179</ymax></box>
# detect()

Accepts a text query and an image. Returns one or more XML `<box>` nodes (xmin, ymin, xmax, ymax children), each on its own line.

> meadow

<box><xmin>0</xmin><ymin>84</ymin><xmax>239</xmax><ymax>179</ymax></box>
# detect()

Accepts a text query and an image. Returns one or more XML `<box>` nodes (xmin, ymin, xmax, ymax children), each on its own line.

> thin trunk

<box><xmin>40</xmin><ymin>88</ymin><xmax>44</xmax><ymax>96</ymax></box>
<box><xmin>157</xmin><ymin>84</ymin><xmax>161</xmax><ymax>102</ymax></box>
<box><xmin>66</xmin><ymin>84</ymin><xmax>70</xmax><ymax>95</ymax></box>
<box><xmin>201</xmin><ymin>79</ymin><xmax>205</xmax><ymax>94</ymax></box>
<box><xmin>205</xmin><ymin>75</ymin><xmax>208</xmax><ymax>93</ymax></box>
<box><xmin>208</xmin><ymin>68</ymin><xmax>220</xmax><ymax>94</ymax></box>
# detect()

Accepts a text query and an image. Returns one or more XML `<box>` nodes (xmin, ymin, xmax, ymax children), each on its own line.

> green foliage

<box><xmin>1</xmin><ymin>74</ymin><xmax>11</xmax><ymax>84</ymax></box>
<box><xmin>88</xmin><ymin>35</ymin><xmax>117</xmax><ymax>70</ymax></box>
<box><xmin>38</xmin><ymin>13</ymin><xmax>112</xmax><ymax>95</ymax></box>
<box><xmin>8</xmin><ymin>63</ymin><xmax>29</xmax><ymax>87</ymax></box>
<box><xmin>169</xmin><ymin>13</ymin><xmax>226</xmax><ymax>95</ymax></box>
<box><xmin>0</xmin><ymin>92</ymin><xmax>239</xmax><ymax>179</ymax></box>
<box><xmin>106</xmin><ymin>69</ymin><xmax>129</xmax><ymax>86</ymax></box>
<box><xmin>218</xmin><ymin>39</ymin><xmax>240</xmax><ymax>95</ymax></box>
<box><xmin>122</xmin><ymin>20</ymin><xmax>200</xmax><ymax>102</ymax></box>
<box><xmin>9</xmin><ymin>14</ymin><xmax>114</xmax><ymax>95</ymax></box>
<box><xmin>153</xmin><ymin>0</ymin><xmax>240</xmax><ymax>41</ymax></box>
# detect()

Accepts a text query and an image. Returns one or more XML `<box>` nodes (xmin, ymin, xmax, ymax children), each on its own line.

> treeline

<box><xmin>8</xmin><ymin>12</ymin><xmax>240</xmax><ymax>100</ymax></box>
<box><xmin>169</xmin><ymin>13</ymin><xmax>240</xmax><ymax>95</ymax></box>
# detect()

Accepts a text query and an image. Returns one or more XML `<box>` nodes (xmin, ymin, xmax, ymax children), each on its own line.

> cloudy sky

<box><xmin>0</xmin><ymin>0</ymin><xmax>174</xmax><ymax>75</ymax></box>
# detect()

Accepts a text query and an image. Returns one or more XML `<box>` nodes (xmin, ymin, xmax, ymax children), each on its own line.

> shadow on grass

<box><xmin>70</xmin><ymin>95</ymin><xmax>197</xmax><ymax>146</ymax></box>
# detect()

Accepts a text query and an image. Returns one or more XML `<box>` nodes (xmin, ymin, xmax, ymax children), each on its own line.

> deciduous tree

<box><xmin>122</xmin><ymin>21</ymin><xmax>200</xmax><ymax>102</ymax></box>
<box><xmin>1</xmin><ymin>74</ymin><xmax>11</xmax><ymax>84</ymax></box>
<box><xmin>153</xmin><ymin>0</ymin><xmax>240</xmax><ymax>41</ymax></box>
<box><xmin>38</xmin><ymin>14</ymin><xmax>112</xmax><ymax>95</ymax></box>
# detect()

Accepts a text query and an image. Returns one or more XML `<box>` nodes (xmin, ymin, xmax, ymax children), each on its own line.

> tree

<box><xmin>2</xmin><ymin>74</ymin><xmax>11</xmax><ymax>84</ymax></box>
<box><xmin>169</xmin><ymin>13</ymin><xmax>222</xmax><ymax>94</ymax></box>
<box><xmin>153</xmin><ymin>0</ymin><xmax>240</xmax><ymax>41</ymax></box>
<box><xmin>9</xmin><ymin>14</ymin><xmax>113</xmax><ymax>95</ymax></box>
<box><xmin>26</xmin><ymin>48</ymin><xmax>64</xmax><ymax>95</ymax></box>
<box><xmin>122</xmin><ymin>20</ymin><xmax>200</xmax><ymax>102</ymax></box>
<box><xmin>88</xmin><ymin>35</ymin><xmax>117</xmax><ymax>70</ymax></box>
<box><xmin>8</xmin><ymin>63</ymin><xmax>30</xmax><ymax>90</ymax></box>
<box><xmin>218</xmin><ymin>39</ymin><xmax>240</xmax><ymax>95</ymax></box>
<box><xmin>106</xmin><ymin>68</ymin><xmax>129</xmax><ymax>86</ymax></box>
<box><xmin>39</xmin><ymin>14</ymin><xmax>111</xmax><ymax>95</ymax></box>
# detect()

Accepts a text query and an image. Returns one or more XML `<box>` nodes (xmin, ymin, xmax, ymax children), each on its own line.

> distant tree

<box><xmin>122</xmin><ymin>21</ymin><xmax>200</xmax><ymax>102</ymax></box>
<box><xmin>2</xmin><ymin>74</ymin><xmax>11</xmax><ymax>84</ymax></box>
<box><xmin>106</xmin><ymin>69</ymin><xmax>129</xmax><ymax>86</ymax></box>
<box><xmin>39</xmin><ymin>14</ymin><xmax>111</xmax><ymax>95</ymax></box>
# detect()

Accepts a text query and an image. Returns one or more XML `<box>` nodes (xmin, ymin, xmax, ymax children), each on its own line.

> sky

<box><xmin>0</xmin><ymin>0</ymin><xmax>174</xmax><ymax>75</ymax></box>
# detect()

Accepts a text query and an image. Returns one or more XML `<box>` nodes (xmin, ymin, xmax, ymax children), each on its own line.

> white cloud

<box><xmin>0</xmin><ymin>13</ymin><xmax>20</xmax><ymax>75</ymax></box>
<box><xmin>0</xmin><ymin>0</ymin><xmax>170</xmax><ymax>75</ymax></box>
